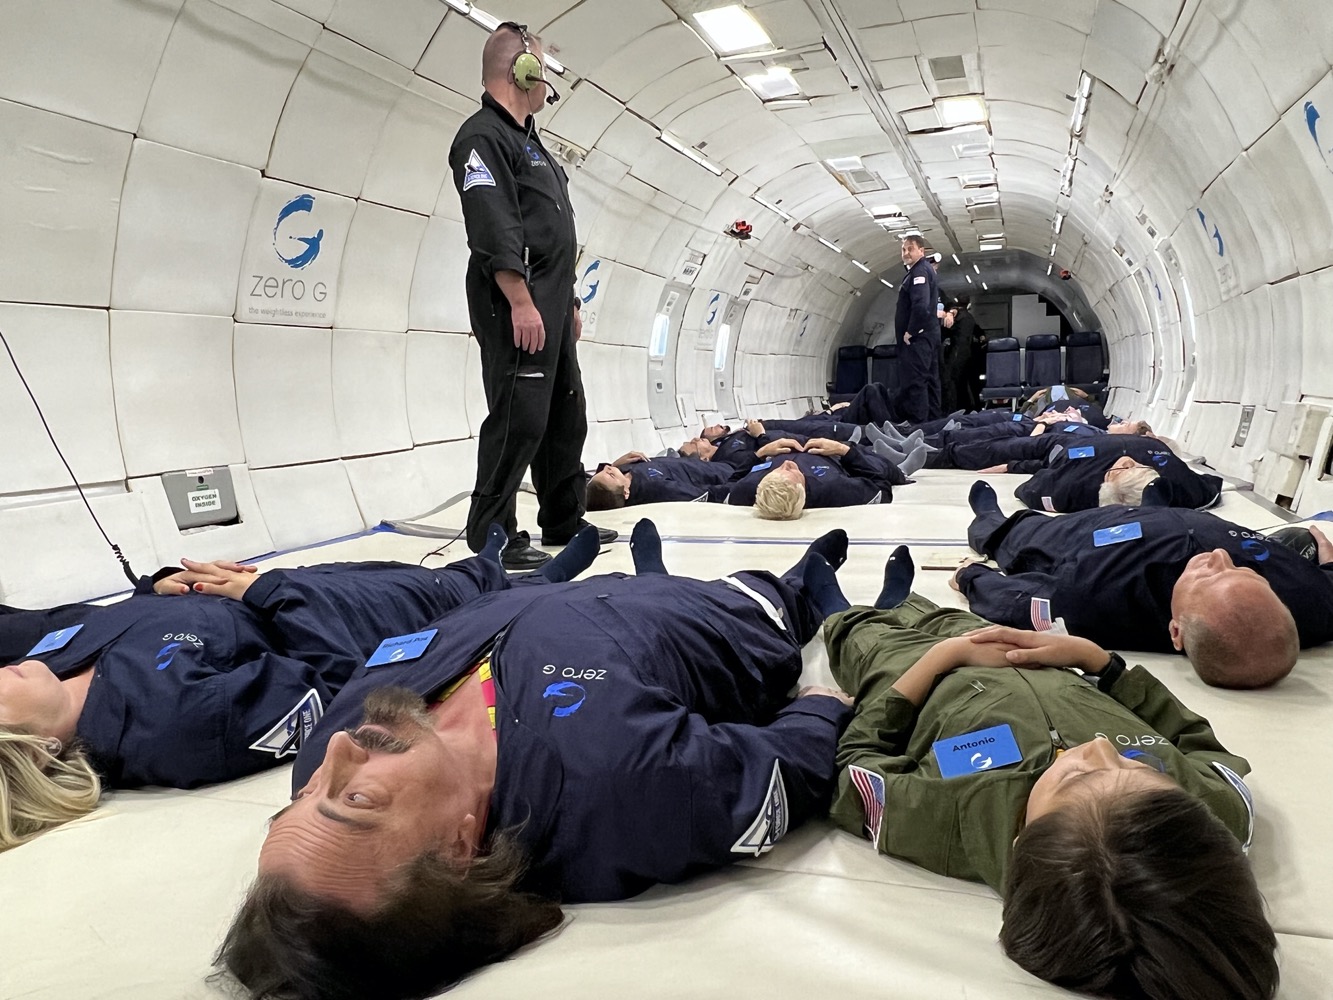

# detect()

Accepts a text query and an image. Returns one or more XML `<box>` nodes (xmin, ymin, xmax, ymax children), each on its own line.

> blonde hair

<box><xmin>754</xmin><ymin>472</ymin><xmax>806</xmax><ymax>520</ymax></box>
<box><xmin>1098</xmin><ymin>466</ymin><xmax>1160</xmax><ymax>506</ymax></box>
<box><xmin>0</xmin><ymin>727</ymin><xmax>101</xmax><ymax>851</ymax></box>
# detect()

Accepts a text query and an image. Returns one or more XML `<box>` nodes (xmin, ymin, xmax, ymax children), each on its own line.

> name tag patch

<box><xmin>933</xmin><ymin>724</ymin><xmax>1023</xmax><ymax>779</ymax></box>
<box><xmin>366</xmin><ymin>629</ymin><xmax>438</xmax><ymax>668</ymax></box>
<box><xmin>751</xmin><ymin>461</ymin><xmax>773</xmax><ymax>473</ymax></box>
<box><xmin>1093</xmin><ymin>522</ymin><xmax>1143</xmax><ymax>547</ymax></box>
<box><xmin>1068</xmin><ymin>446</ymin><xmax>1095</xmax><ymax>459</ymax></box>
<box><xmin>28</xmin><ymin>624</ymin><xmax>84</xmax><ymax>656</ymax></box>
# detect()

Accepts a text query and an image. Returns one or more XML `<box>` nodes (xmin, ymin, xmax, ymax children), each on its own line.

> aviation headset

<box><xmin>500</xmin><ymin>21</ymin><xmax>560</xmax><ymax>104</ymax></box>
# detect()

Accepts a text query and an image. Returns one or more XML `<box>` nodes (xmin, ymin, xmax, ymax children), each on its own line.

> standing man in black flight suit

<box><xmin>894</xmin><ymin>235</ymin><xmax>943</xmax><ymax>423</ymax></box>
<box><xmin>450</xmin><ymin>21</ymin><xmax>616</xmax><ymax>571</ymax></box>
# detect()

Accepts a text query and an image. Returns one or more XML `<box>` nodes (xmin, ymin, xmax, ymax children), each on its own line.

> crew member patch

<box><xmin>1210</xmin><ymin>761</ymin><xmax>1255</xmax><ymax>852</ymax></box>
<box><xmin>913</xmin><ymin>275</ymin><xmax>927</xmax><ymax>284</ymax></box>
<box><xmin>249</xmin><ymin>689</ymin><xmax>324</xmax><ymax>758</ymax></box>
<box><xmin>731</xmin><ymin>760</ymin><xmax>789</xmax><ymax>856</ymax></box>
<box><xmin>866</xmin><ymin>491</ymin><xmax>882</xmax><ymax>505</ymax></box>
<box><xmin>848</xmin><ymin>764</ymin><xmax>885</xmax><ymax>844</ymax></box>
<box><xmin>462</xmin><ymin>149</ymin><xmax>496</xmax><ymax>191</ymax></box>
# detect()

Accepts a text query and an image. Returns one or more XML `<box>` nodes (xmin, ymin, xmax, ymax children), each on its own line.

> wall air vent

<box><xmin>928</xmin><ymin>55</ymin><xmax>967</xmax><ymax>82</ymax></box>
<box><xmin>968</xmin><ymin>203</ymin><xmax>1003</xmax><ymax>221</ymax></box>
<box><xmin>953</xmin><ymin>140</ymin><xmax>991</xmax><ymax>158</ymax></box>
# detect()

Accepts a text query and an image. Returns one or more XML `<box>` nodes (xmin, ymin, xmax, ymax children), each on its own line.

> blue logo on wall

<box><xmin>798</xmin><ymin>314</ymin><xmax>810</xmax><ymax>338</ymax></box>
<box><xmin>1196</xmin><ymin>208</ymin><xmax>1224</xmax><ymax>258</ymax></box>
<box><xmin>1145</xmin><ymin>266</ymin><xmax>1162</xmax><ymax>302</ymax></box>
<box><xmin>543</xmin><ymin>681</ymin><xmax>587</xmax><ymax>718</ymax></box>
<box><xmin>1240</xmin><ymin>538</ymin><xmax>1270</xmax><ymax>561</ymax></box>
<box><xmin>155</xmin><ymin>642</ymin><xmax>182</xmax><ymax>671</ymax></box>
<box><xmin>707</xmin><ymin>292</ymin><xmax>720</xmax><ymax>326</ymax></box>
<box><xmin>273</xmin><ymin>194</ymin><xmax>324</xmax><ymax>269</ymax></box>
<box><xmin>1305</xmin><ymin>101</ymin><xmax>1333</xmax><ymax>171</ymax></box>
<box><xmin>580</xmin><ymin>260</ymin><xmax>601</xmax><ymax>305</ymax></box>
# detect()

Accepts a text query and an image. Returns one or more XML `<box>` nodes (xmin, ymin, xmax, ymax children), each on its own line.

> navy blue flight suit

<box><xmin>620</xmin><ymin>456</ymin><xmax>736</xmax><ymax>504</ymax></box>
<box><xmin>717</xmin><ymin>447</ymin><xmax>904</xmax><ymax>508</ymax></box>
<box><xmin>1014</xmin><ymin>436</ymin><xmax>1223</xmax><ymax>512</ymax></box>
<box><xmin>960</xmin><ymin>505</ymin><xmax>1333</xmax><ymax>653</ymax></box>
<box><xmin>760</xmin><ymin>416</ymin><xmax>861</xmax><ymax>442</ymax></box>
<box><xmin>292</xmin><ymin>572</ymin><xmax>852</xmax><ymax>903</ymax></box>
<box><xmin>708</xmin><ymin>428</ymin><xmax>766</xmax><ymax>475</ymax></box>
<box><xmin>894</xmin><ymin>256</ymin><xmax>942</xmax><ymax>423</ymax></box>
<box><xmin>31</xmin><ymin>558</ymin><xmax>507</xmax><ymax>788</ymax></box>
<box><xmin>452</xmin><ymin>92</ymin><xmax>586</xmax><ymax>551</ymax></box>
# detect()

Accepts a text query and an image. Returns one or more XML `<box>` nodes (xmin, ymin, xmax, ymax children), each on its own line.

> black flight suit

<box><xmin>960</xmin><ymin>505</ymin><xmax>1333</xmax><ymax>653</ymax></box>
<box><xmin>623</xmin><ymin>457</ymin><xmax>736</xmax><ymax>504</ymax></box>
<box><xmin>715</xmin><ymin>448</ymin><xmax>904</xmax><ymax>508</ymax></box>
<box><xmin>1013</xmin><ymin>436</ymin><xmax>1223</xmax><ymax>512</ymax></box>
<box><xmin>894</xmin><ymin>256</ymin><xmax>942</xmax><ymax>423</ymax></box>
<box><xmin>451</xmin><ymin>93</ymin><xmax>586</xmax><ymax>551</ymax></box>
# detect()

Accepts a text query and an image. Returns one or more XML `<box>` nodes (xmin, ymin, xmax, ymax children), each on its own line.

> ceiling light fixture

<box><xmin>880</xmin><ymin>278</ymin><xmax>894</xmax><ymax>288</ymax></box>
<box><xmin>870</xmin><ymin>204</ymin><xmax>902</xmax><ymax>217</ymax></box>
<box><xmin>979</xmin><ymin>241</ymin><xmax>1003</xmax><ymax>251</ymax></box>
<box><xmin>973</xmin><ymin>264</ymin><xmax>981</xmax><ymax>274</ymax></box>
<box><xmin>952</xmin><ymin>254</ymin><xmax>961</xmax><ymax>265</ymax></box>
<box><xmin>443</xmin><ymin>0</ymin><xmax>470</xmax><ymax>12</ymax></box>
<box><xmin>982</xmin><ymin>282</ymin><xmax>989</xmax><ymax>290</ymax></box>
<box><xmin>825</xmin><ymin>155</ymin><xmax>864</xmax><ymax>172</ymax></box>
<box><xmin>966</xmin><ymin>275</ymin><xmax>973</xmax><ymax>283</ymax></box>
<box><xmin>935</xmin><ymin>95</ymin><xmax>989</xmax><ymax>126</ymax></box>
<box><xmin>743</xmin><ymin>66</ymin><xmax>800</xmax><ymax>100</ymax></box>
<box><xmin>1050</xmin><ymin>242</ymin><xmax>1058</xmax><ymax>256</ymax></box>
<box><xmin>544</xmin><ymin>53</ymin><xmax>566</xmax><ymax>75</ymax></box>
<box><xmin>754</xmin><ymin>194</ymin><xmax>793</xmax><ymax>222</ymax></box>
<box><xmin>852</xmin><ymin>259</ymin><xmax>871</xmax><ymax>272</ymax></box>
<box><xmin>1047</xmin><ymin>263</ymin><xmax>1054</xmax><ymax>276</ymax></box>
<box><xmin>692</xmin><ymin>5</ymin><xmax>773</xmax><ymax>55</ymax></box>
<box><xmin>1053</xmin><ymin>213</ymin><xmax>1065</xmax><ymax>235</ymax></box>
<box><xmin>468</xmin><ymin>6</ymin><xmax>500</xmax><ymax>29</ymax></box>
<box><xmin>816</xmin><ymin>236</ymin><xmax>843</xmax><ymax>254</ymax></box>
<box><xmin>719</xmin><ymin>47</ymin><xmax>785</xmax><ymax>63</ymax></box>
<box><xmin>763</xmin><ymin>98</ymin><xmax>810</xmax><ymax>110</ymax></box>
<box><xmin>659</xmin><ymin>132</ymin><xmax>724</xmax><ymax>176</ymax></box>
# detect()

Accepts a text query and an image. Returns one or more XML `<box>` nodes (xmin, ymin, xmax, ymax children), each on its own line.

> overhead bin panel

<box><xmin>1084</xmin><ymin>0</ymin><xmax>1162</xmax><ymax>103</ymax></box>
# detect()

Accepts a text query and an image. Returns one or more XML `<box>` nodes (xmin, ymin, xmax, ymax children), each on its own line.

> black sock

<box><xmin>480</xmin><ymin>523</ymin><xmax>507</xmax><ymax>566</ymax></box>
<box><xmin>969</xmin><ymin>480</ymin><xmax>1001</xmax><ymax>516</ymax></box>
<box><xmin>803</xmin><ymin>554</ymin><xmax>850</xmax><ymax>618</ymax></box>
<box><xmin>630</xmin><ymin>518</ymin><xmax>668</xmax><ymax>575</ymax></box>
<box><xmin>541</xmin><ymin>524</ymin><xmax>599</xmax><ymax>582</ymax></box>
<box><xmin>875</xmin><ymin>545</ymin><xmax>914</xmax><ymax>609</ymax></box>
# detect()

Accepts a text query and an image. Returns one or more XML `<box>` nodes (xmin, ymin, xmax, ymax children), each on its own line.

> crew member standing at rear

<box><xmin>450</xmin><ymin>22</ymin><xmax>614</xmax><ymax>570</ymax></box>
<box><xmin>894</xmin><ymin>235</ymin><xmax>943</xmax><ymax>423</ymax></box>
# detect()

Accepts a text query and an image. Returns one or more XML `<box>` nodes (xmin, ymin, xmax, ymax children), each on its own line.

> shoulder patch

<box><xmin>249</xmin><ymin>689</ymin><xmax>324</xmax><ymax>759</ymax></box>
<box><xmin>462</xmin><ymin>148</ymin><xmax>496</xmax><ymax>192</ymax></box>
<box><xmin>866</xmin><ymin>491</ymin><xmax>882</xmax><ymax>504</ymax></box>
<box><xmin>691</xmin><ymin>492</ymin><xmax>709</xmax><ymax>502</ymax></box>
<box><xmin>731</xmin><ymin>760</ymin><xmax>789</xmax><ymax>856</ymax></box>
<box><xmin>847</xmin><ymin>764</ymin><xmax>885</xmax><ymax>844</ymax></box>
<box><xmin>913</xmin><ymin>275</ymin><xmax>927</xmax><ymax>284</ymax></box>
<box><xmin>1210</xmin><ymin>761</ymin><xmax>1255</xmax><ymax>852</ymax></box>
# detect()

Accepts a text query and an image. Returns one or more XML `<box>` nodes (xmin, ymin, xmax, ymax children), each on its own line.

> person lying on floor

<box><xmin>0</xmin><ymin>528</ymin><xmax>601</xmax><ymax>850</ymax></box>
<box><xmin>216</xmin><ymin>519</ymin><xmax>855</xmax><ymax>1000</ymax></box>
<box><xmin>1019</xmin><ymin>384</ymin><xmax>1109</xmax><ymax>428</ymax></box>
<box><xmin>584</xmin><ymin>451</ymin><xmax>738</xmax><ymax>509</ymax></box>
<box><xmin>822</xmin><ymin>567</ymin><xmax>1275</xmax><ymax>1000</ymax></box>
<box><xmin>1002</xmin><ymin>434</ymin><xmax>1224</xmax><ymax>512</ymax></box>
<box><xmin>955</xmin><ymin>481</ymin><xmax>1333</xmax><ymax>687</ymax></box>
<box><xmin>677</xmin><ymin>421</ymin><xmax>767</xmax><ymax>473</ymax></box>
<box><xmin>713</xmin><ymin>436</ymin><xmax>912</xmax><ymax>519</ymax></box>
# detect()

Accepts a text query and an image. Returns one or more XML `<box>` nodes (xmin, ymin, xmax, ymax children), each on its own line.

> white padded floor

<box><xmin>4</xmin><ymin>469</ymin><xmax>1332</xmax><ymax>1000</ymax></box>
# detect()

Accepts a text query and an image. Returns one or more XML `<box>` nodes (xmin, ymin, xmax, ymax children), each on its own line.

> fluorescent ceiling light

<box><xmin>693</xmin><ymin>5</ymin><xmax>772</xmax><ymax>54</ymax></box>
<box><xmin>951</xmin><ymin>254</ymin><xmax>961</xmax><ymax>265</ymax></box>
<box><xmin>720</xmin><ymin>47</ymin><xmax>784</xmax><ymax>63</ymax></box>
<box><xmin>443</xmin><ymin>0</ymin><xmax>470</xmax><ymax>12</ymax></box>
<box><xmin>763</xmin><ymin>98</ymin><xmax>810</xmax><ymax>110</ymax></box>
<box><xmin>980</xmin><ymin>232</ymin><xmax>1004</xmax><ymax>240</ymax></box>
<box><xmin>965</xmin><ymin>275</ymin><xmax>973</xmax><ymax>283</ymax></box>
<box><xmin>1079</xmin><ymin>72</ymin><xmax>1093</xmax><ymax>98</ymax></box>
<box><xmin>902</xmin><ymin>228</ymin><xmax>922</xmax><ymax>237</ymax></box>
<box><xmin>825</xmin><ymin>155</ymin><xmax>864</xmax><ymax>172</ymax></box>
<box><xmin>754</xmin><ymin>194</ymin><xmax>792</xmax><ymax>222</ymax></box>
<box><xmin>544</xmin><ymin>53</ymin><xmax>565</xmax><ymax>75</ymax></box>
<box><xmin>469</xmin><ymin>7</ymin><xmax>500</xmax><ymax>29</ymax></box>
<box><xmin>973</xmin><ymin>264</ymin><xmax>981</xmax><ymax>274</ymax></box>
<box><xmin>870</xmin><ymin>204</ymin><xmax>902</xmax><ymax>217</ymax></box>
<box><xmin>743</xmin><ymin>66</ymin><xmax>800</xmax><ymax>100</ymax></box>
<box><xmin>936</xmin><ymin>95</ymin><xmax>988</xmax><ymax>126</ymax></box>
<box><xmin>1053</xmin><ymin>213</ymin><xmax>1065</xmax><ymax>234</ymax></box>
<box><xmin>852</xmin><ymin>259</ymin><xmax>871</xmax><ymax>272</ymax></box>
<box><xmin>880</xmin><ymin>278</ymin><xmax>894</xmax><ymax>288</ymax></box>
<box><xmin>816</xmin><ymin>236</ymin><xmax>843</xmax><ymax>254</ymax></box>
<box><xmin>982</xmin><ymin>282</ymin><xmax>989</xmax><ymax>290</ymax></box>
<box><xmin>959</xmin><ymin>171</ymin><xmax>996</xmax><ymax>189</ymax></box>
<box><xmin>1050</xmin><ymin>242</ymin><xmax>1058</xmax><ymax>256</ymax></box>
<box><xmin>1047</xmin><ymin>263</ymin><xmax>1054</xmax><ymax>276</ymax></box>
<box><xmin>979</xmin><ymin>241</ymin><xmax>1003</xmax><ymax>251</ymax></box>
<box><xmin>659</xmin><ymin>132</ymin><xmax>724</xmax><ymax>176</ymax></box>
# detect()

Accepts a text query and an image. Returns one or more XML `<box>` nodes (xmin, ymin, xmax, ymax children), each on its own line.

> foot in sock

<box><xmin>873</xmin><ymin>438</ymin><xmax>907</xmax><ymax>463</ymax></box>
<box><xmin>480</xmin><ymin>523</ymin><xmax>508</xmax><ymax>565</ymax></box>
<box><xmin>875</xmin><ymin>545</ymin><xmax>914</xmax><ymax>609</ymax></box>
<box><xmin>785</xmin><ymin>528</ymin><xmax>850</xmax><ymax>579</ymax></box>
<box><xmin>941</xmin><ymin>419</ymin><xmax>960</xmax><ymax>432</ymax></box>
<box><xmin>878</xmin><ymin>421</ymin><xmax>909</xmax><ymax>443</ymax></box>
<box><xmin>540</xmin><ymin>524</ymin><xmax>600</xmax><ymax>582</ymax></box>
<box><xmin>849</xmin><ymin>426</ymin><xmax>863</xmax><ymax>444</ymax></box>
<box><xmin>864</xmin><ymin>422</ymin><xmax>893</xmax><ymax>446</ymax></box>
<box><xmin>630</xmin><ymin>518</ymin><xmax>669</xmax><ymax>575</ymax></box>
<box><xmin>968</xmin><ymin>480</ymin><xmax>1001</xmax><ymax>516</ymax></box>
<box><xmin>896</xmin><ymin>443</ymin><xmax>928</xmax><ymax>477</ymax></box>
<box><xmin>802</xmin><ymin>553</ymin><xmax>850</xmax><ymax>618</ymax></box>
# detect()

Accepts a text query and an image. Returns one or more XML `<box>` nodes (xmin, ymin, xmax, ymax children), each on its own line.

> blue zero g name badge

<box><xmin>1068</xmin><ymin>446</ymin><xmax>1095</xmax><ymax>459</ymax></box>
<box><xmin>365</xmin><ymin>629</ymin><xmax>438</xmax><ymax>668</ymax></box>
<box><xmin>750</xmin><ymin>461</ymin><xmax>773</xmax><ymax>473</ymax></box>
<box><xmin>1093</xmin><ymin>522</ymin><xmax>1144</xmax><ymax>547</ymax></box>
<box><xmin>1012</xmin><ymin>413</ymin><xmax>1024</xmax><ymax>421</ymax></box>
<box><xmin>27</xmin><ymin>624</ymin><xmax>84</xmax><ymax>656</ymax></box>
<box><xmin>933</xmin><ymin>724</ymin><xmax>1023</xmax><ymax>778</ymax></box>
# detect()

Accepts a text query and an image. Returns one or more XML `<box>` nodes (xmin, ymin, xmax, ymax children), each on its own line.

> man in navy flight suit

<box><xmin>715</xmin><ymin>436</ymin><xmax>908</xmax><ymax>518</ymax></box>
<box><xmin>218</xmin><ymin>520</ymin><xmax>856</xmax><ymax>1000</ymax></box>
<box><xmin>894</xmin><ymin>234</ymin><xmax>942</xmax><ymax>423</ymax></box>
<box><xmin>956</xmin><ymin>484</ymin><xmax>1333</xmax><ymax>688</ymax></box>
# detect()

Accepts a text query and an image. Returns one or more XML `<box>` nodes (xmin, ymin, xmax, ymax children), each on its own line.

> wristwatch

<box><xmin>1092</xmin><ymin>651</ymin><xmax>1127</xmax><ymax>692</ymax></box>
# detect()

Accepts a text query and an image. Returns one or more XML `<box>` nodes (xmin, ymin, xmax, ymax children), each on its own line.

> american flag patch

<box><xmin>1030</xmin><ymin>597</ymin><xmax>1054</xmax><ymax>631</ymax></box>
<box><xmin>848</xmin><ymin>765</ymin><xmax>885</xmax><ymax>844</ymax></box>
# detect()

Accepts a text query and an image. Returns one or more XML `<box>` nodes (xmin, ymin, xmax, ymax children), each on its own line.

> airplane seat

<box><xmin>1066</xmin><ymin>330</ymin><xmax>1108</xmax><ymax>398</ymax></box>
<box><xmin>1023</xmin><ymin>333</ymin><xmax>1063</xmax><ymax>387</ymax></box>
<box><xmin>979</xmin><ymin>337</ymin><xmax>1023</xmax><ymax>405</ymax></box>
<box><xmin>830</xmin><ymin>344</ymin><xmax>870</xmax><ymax>401</ymax></box>
<box><xmin>869</xmin><ymin>343</ymin><xmax>899</xmax><ymax>392</ymax></box>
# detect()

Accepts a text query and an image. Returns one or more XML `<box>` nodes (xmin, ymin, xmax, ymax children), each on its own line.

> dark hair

<box><xmin>585</xmin><ymin>476</ymin><xmax>627</xmax><ymax>511</ymax></box>
<box><xmin>1001</xmin><ymin>787</ymin><xmax>1277</xmax><ymax>1000</ymax></box>
<box><xmin>216</xmin><ymin>834</ymin><xmax>563</xmax><ymax>1000</ymax></box>
<box><xmin>902</xmin><ymin>234</ymin><xmax>927</xmax><ymax>251</ymax></box>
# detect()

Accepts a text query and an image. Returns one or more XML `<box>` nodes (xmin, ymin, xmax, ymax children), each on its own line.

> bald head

<box><xmin>1177</xmin><ymin>579</ymin><xmax>1298</xmax><ymax>688</ymax></box>
<box><xmin>482</xmin><ymin>23</ymin><xmax>539</xmax><ymax>86</ymax></box>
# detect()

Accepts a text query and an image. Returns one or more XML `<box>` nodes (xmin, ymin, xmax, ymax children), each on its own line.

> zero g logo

<box><xmin>1240</xmin><ymin>538</ymin><xmax>1270</xmax><ymax>562</ymax></box>
<box><xmin>706</xmin><ymin>292</ymin><xmax>720</xmax><ymax>326</ymax></box>
<box><xmin>579</xmin><ymin>259</ymin><xmax>601</xmax><ymax>305</ymax></box>
<box><xmin>542</xmin><ymin>681</ymin><xmax>587</xmax><ymax>718</ymax></box>
<box><xmin>1305</xmin><ymin>101</ymin><xmax>1333</xmax><ymax>176</ymax></box>
<box><xmin>1152</xmin><ymin>453</ymin><xmax>1170</xmax><ymax>468</ymax></box>
<box><xmin>969</xmin><ymin>752</ymin><xmax>993</xmax><ymax>770</ymax></box>
<box><xmin>155</xmin><ymin>642</ymin><xmax>182</xmax><ymax>671</ymax></box>
<box><xmin>162</xmin><ymin>632</ymin><xmax>203</xmax><ymax>648</ymax></box>
<box><xmin>273</xmin><ymin>194</ymin><xmax>324</xmax><ymax>269</ymax></box>
<box><xmin>542</xmin><ymin>664</ymin><xmax>607</xmax><ymax>681</ymax></box>
<box><xmin>1196</xmin><ymin>207</ymin><xmax>1225</xmax><ymax>258</ymax></box>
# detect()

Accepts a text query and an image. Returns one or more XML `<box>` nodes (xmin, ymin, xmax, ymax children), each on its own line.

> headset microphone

<box><xmin>544</xmin><ymin>80</ymin><xmax>561</xmax><ymax>105</ymax></box>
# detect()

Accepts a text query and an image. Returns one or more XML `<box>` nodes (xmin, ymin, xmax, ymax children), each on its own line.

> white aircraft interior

<box><xmin>3</xmin><ymin>1</ymin><xmax>1333</xmax><ymax>997</ymax></box>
